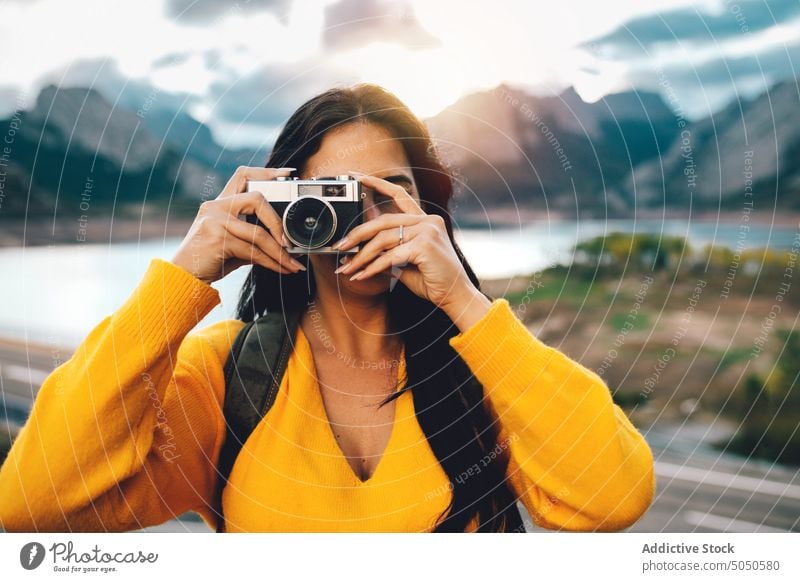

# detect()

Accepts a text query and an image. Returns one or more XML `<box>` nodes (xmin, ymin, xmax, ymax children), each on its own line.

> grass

<box><xmin>609</xmin><ymin>311</ymin><xmax>651</xmax><ymax>333</ymax></box>
<box><xmin>498</xmin><ymin>232</ymin><xmax>800</xmax><ymax>468</ymax></box>
<box><xmin>716</xmin><ymin>346</ymin><xmax>754</xmax><ymax>373</ymax></box>
<box><xmin>502</xmin><ymin>266</ymin><xmax>606</xmax><ymax>306</ymax></box>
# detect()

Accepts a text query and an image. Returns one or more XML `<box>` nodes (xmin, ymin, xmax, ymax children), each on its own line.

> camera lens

<box><xmin>284</xmin><ymin>197</ymin><xmax>337</xmax><ymax>249</ymax></box>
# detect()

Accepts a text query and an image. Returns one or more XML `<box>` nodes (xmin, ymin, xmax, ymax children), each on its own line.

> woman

<box><xmin>0</xmin><ymin>84</ymin><xmax>655</xmax><ymax>533</ymax></box>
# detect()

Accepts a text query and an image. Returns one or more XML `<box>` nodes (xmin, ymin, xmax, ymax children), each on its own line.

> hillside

<box><xmin>1</xmin><ymin>81</ymin><xmax>797</xmax><ymax>230</ymax></box>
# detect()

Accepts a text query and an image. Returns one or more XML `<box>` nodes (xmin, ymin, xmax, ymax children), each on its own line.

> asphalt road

<box><xmin>2</xmin><ymin>338</ymin><xmax>798</xmax><ymax>533</ymax></box>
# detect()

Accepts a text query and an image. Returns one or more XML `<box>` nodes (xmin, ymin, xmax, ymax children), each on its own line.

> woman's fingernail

<box><xmin>335</xmin><ymin>259</ymin><xmax>352</xmax><ymax>274</ymax></box>
<box><xmin>282</xmin><ymin>234</ymin><xmax>292</xmax><ymax>248</ymax></box>
<box><xmin>292</xmin><ymin>260</ymin><xmax>306</xmax><ymax>271</ymax></box>
<box><xmin>349</xmin><ymin>270</ymin><xmax>364</xmax><ymax>281</ymax></box>
<box><xmin>276</xmin><ymin>167</ymin><xmax>296</xmax><ymax>172</ymax></box>
<box><xmin>332</xmin><ymin>237</ymin><xmax>348</xmax><ymax>249</ymax></box>
<box><xmin>339</xmin><ymin>255</ymin><xmax>350</xmax><ymax>265</ymax></box>
<box><xmin>347</xmin><ymin>170</ymin><xmax>365</xmax><ymax>177</ymax></box>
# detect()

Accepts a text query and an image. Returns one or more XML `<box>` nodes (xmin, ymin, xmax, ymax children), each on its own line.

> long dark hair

<box><xmin>236</xmin><ymin>84</ymin><xmax>523</xmax><ymax>532</ymax></box>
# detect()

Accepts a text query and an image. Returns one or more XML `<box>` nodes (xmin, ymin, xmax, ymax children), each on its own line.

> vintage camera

<box><xmin>246</xmin><ymin>175</ymin><xmax>365</xmax><ymax>254</ymax></box>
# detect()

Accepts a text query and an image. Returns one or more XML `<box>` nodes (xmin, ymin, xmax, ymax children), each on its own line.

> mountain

<box><xmin>625</xmin><ymin>80</ymin><xmax>800</xmax><ymax>211</ymax></box>
<box><xmin>0</xmin><ymin>86</ymin><xmax>215</xmax><ymax>219</ymax></box>
<box><xmin>426</xmin><ymin>84</ymin><xmax>680</xmax><ymax>218</ymax></box>
<box><xmin>1</xmin><ymin>81</ymin><xmax>797</xmax><ymax>226</ymax></box>
<box><xmin>141</xmin><ymin>108</ymin><xmax>264</xmax><ymax>175</ymax></box>
<box><xmin>426</xmin><ymin>82</ymin><xmax>800</xmax><ymax>218</ymax></box>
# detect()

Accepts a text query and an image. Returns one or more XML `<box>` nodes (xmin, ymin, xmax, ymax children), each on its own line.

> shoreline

<box><xmin>0</xmin><ymin>270</ymin><xmax>528</xmax><ymax>354</ymax></box>
<box><xmin>2</xmin><ymin>211</ymin><xmax>798</xmax><ymax>248</ymax></box>
<box><xmin>455</xmin><ymin>208</ymin><xmax>800</xmax><ymax>228</ymax></box>
<box><xmin>0</xmin><ymin>216</ymin><xmax>196</xmax><ymax>248</ymax></box>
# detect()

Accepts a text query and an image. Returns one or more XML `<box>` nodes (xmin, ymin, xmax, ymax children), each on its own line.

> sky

<box><xmin>1</xmin><ymin>0</ymin><xmax>798</xmax><ymax>147</ymax></box>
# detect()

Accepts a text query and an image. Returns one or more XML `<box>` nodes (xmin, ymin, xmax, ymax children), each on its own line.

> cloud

<box><xmin>208</xmin><ymin>60</ymin><xmax>358</xmax><ymax>127</ymax></box>
<box><xmin>638</xmin><ymin>35</ymin><xmax>800</xmax><ymax>114</ymax></box>
<box><xmin>201</xmin><ymin>59</ymin><xmax>365</xmax><ymax>147</ymax></box>
<box><xmin>576</xmin><ymin>0</ymin><xmax>800</xmax><ymax>117</ymax></box>
<box><xmin>32</xmin><ymin>57</ymin><xmax>197</xmax><ymax>117</ymax></box>
<box><xmin>0</xmin><ymin>86</ymin><xmax>29</xmax><ymax>117</ymax></box>
<box><xmin>165</xmin><ymin>0</ymin><xmax>292</xmax><ymax>24</ymax></box>
<box><xmin>322</xmin><ymin>0</ymin><xmax>440</xmax><ymax>50</ymax></box>
<box><xmin>586</xmin><ymin>0</ymin><xmax>800</xmax><ymax>56</ymax></box>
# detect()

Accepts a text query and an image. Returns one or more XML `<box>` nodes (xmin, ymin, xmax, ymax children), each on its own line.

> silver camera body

<box><xmin>246</xmin><ymin>175</ymin><xmax>365</xmax><ymax>254</ymax></box>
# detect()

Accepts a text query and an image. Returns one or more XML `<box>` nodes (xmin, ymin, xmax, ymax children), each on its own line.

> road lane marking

<box><xmin>0</xmin><ymin>364</ymin><xmax>51</xmax><ymax>386</ymax></box>
<box><xmin>684</xmin><ymin>510</ymin><xmax>788</xmax><ymax>533</ymax></box>
<box><xmin>656</xmin><ymin>462</ymin><xmax>800</xmax><ymax>500</ymax></box>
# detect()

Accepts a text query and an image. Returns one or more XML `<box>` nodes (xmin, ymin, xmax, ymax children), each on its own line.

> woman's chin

<box><xmin>308</xmin><ymin>255</ymin><xmax>393</xmax><ymax>291</ymax></box>
<box><xmin>339</xmin><ymin>271</ymin><xmax>392</xmax><ymax>292</ymax></box>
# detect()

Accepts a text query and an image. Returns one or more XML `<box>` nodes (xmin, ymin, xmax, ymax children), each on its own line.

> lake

<box><xmin>1</xmin><ymin>218</ymin><xmax>797</xmax><ymax>346</ymax></box>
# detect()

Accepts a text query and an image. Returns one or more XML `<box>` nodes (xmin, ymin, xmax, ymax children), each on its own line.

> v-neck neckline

<box><xmin>296</xmin><ymin>323</ymin><xmax>408</xmax><ymax>485</ymax></box>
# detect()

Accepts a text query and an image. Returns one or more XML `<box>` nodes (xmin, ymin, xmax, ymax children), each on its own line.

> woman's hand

<box><xmin>331</xmin><ymin>173</ymin><xmax>485</xmax><ymax>317</ymax></box>
<box><xmin>171</xmin><ymin>166</ymin><xmax>307</xmax><ymax>285</ymax></box>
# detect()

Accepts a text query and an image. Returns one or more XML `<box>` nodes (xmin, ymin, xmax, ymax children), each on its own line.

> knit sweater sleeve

<box><xmin>0</xmin><ymin>258</ymin><xmax>242</xmax><ymax>532</ymax></box>
<box><xmin>448</xmin><ymin>298</ymin><xmax>655</xmax><ymax>532</ymax></box>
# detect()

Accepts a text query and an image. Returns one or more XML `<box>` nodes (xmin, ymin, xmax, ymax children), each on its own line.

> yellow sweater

<box><xmin>0</xmin><ymin>258</ymin><xmax>655</xmax><ymax>532</ymax></box>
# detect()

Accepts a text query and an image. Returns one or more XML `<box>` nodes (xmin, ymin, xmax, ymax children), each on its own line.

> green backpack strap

<box><xmin>212</xmin><ymin>307</ymin><xmax>303</xmax><ymax>532</ymax></box>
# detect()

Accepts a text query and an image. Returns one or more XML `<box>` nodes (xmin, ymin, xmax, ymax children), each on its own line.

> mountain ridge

<box><xmin>1</xmin><ymin>81</ymin><xmax>796</xmax><ymax>223</ymax></box>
